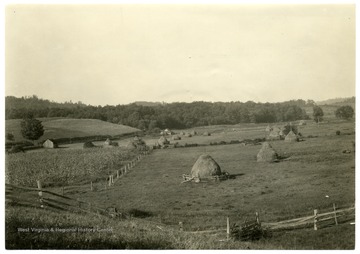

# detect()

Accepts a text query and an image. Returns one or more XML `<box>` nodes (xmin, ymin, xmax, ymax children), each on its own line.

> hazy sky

<box><xmin>5</xmin><ymin>4</ymin><xmax>355</xmax><ymax>106</ymax></box>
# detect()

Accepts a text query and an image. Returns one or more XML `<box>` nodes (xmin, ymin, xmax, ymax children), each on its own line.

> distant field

<box><xmin>5</xmin><ymin>118</ymin><xmax>140</xmax><ymax>142</ymax></box>
<box><xmin>136</xmin><ymin>120</ymin><xmax>355</xmax><ymax>148</ymax></box>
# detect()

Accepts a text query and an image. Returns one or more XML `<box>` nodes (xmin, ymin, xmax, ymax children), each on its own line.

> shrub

<box><xmin>336</xmin><ymin>130</ymin><xmax>341</xmax><ymax>135</ymax></box>
<box><xmin>7</xmin><ymin>145</ymin><xmax>25</xmax><ymax>154</ymax></box>
<box><xmin>83</xmin><ymin>141</ymin><xmax>95</xmax><ymax>148</ymax></box>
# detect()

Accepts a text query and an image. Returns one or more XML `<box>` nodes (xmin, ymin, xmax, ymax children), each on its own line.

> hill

<box><xmin>316</xmin><ymin>97</ymin><xmax>355</xmax><ymax>106</ymax></box>
<box><xmin>5</xmin><ymin>118</ymin><xmax>141</xmax><ymax>143</ymax></box>
<box><xmin>133</xmin><ymin>101</ymin><xmax>162</xmax><ymax>107</ymax></box>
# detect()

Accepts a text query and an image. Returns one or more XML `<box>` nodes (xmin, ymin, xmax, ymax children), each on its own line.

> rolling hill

<box><xmin>5</xmin><ymin>118</ymin><xmax>141</xmax><ymax>143</ymax></box>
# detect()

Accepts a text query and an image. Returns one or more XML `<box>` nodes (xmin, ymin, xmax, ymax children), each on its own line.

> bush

<box><xmin>83</xmin><ymin>141</ymin><xmax>95</xmax><ymax>148</ymax></box>
<box><xmin>7</xmin><ymin>145</ymin><xmax>25</xmax><ymax>154</ymax></box>
<box><xmin>336</xmin><ymin>130</ymin><xmax>341</xmax><ymax>135</ymax></box>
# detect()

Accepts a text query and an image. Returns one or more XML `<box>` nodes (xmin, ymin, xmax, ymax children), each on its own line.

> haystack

<box><xmin>265</xmin><ymin>125</ymin><xmax>272</xmax><ymax>132</ymax></box>
<box><xmin>104</xmin><ymin>138</ymin><xmax>112</xmax><ymax>145</ymax></box>
<box><xmin>257</xmin><ymin>142</ymin><xmax>278</xmax><ymax>162</ymax></box>
<box><xmin>285</xmin><ymin>130</ymin><xmax>298</xmax><ymax>142</ymax></box>
<box><xmin>127</xmin><ymin>141</ymin><xmax>137</xmax><ymax>149</ymax></box>
<box><xmin>172</xmin><ymin>135</ymin><xmax>181</xmax><ymax>140</ymax></box>
<box><xmin>185</xmin><ymin>133</ymin><xmax>192</xmax><ymax>137</ymax></box>
<box><xmin>191</xmin><ymin>155</ymin><xmax>222</xmax><ymax>179</ymax></box>
<box><xmin>43</xmin><ymin>139</ymin><xmax>58</xmax><ymax>149</ymax></box>
<box><xmin>267</xmin><ymin>130</ymin><xmax>281</xmax><ymax>140</ymax></box>
<box><xmin>191</xmin><ymin>130</ymin><xmax>197</xmax><ymax>136</ymax></box>
<box><xmin>298</xmin><ymin>120</ymin><xmax>307</xmax><ymax>126</ymax></box>
<box><xmin>203</xmin><ymin>132</ymin><xmax>211</xmax><ymax>136</ymax></box>
<box><xmin>158</xmin><ymin>136</ymin><xmax>170</xmax><ymax>146</ymax></box>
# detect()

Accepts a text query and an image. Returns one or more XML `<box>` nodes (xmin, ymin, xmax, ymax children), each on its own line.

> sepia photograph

<box><xmin>3</xmin><ymin>1</ymin><xmax>356</xmax><ymax>250</ymax></box>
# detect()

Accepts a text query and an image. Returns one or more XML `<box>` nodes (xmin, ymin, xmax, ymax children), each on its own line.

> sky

<box><xmin>5</xmin><ymin>4</ymin><xmax>355</xmax><ymax>106</ymax></box>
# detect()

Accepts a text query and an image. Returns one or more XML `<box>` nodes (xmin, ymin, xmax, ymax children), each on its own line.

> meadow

<box><xmin>5</xmin><ymin>119</ymin><xmax>356</xmax><ymax>249</ymax></box>
<box><xmin>5</xmin><ymin>118</ymin><xmax>140</xmax><ymax>142</ymax></box>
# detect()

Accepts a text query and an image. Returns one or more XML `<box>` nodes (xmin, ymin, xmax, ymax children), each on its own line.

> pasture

<box><xmin>5</xmin><ymin>119</ymin><xmax>355</xmax><ymax>249</ymax></box>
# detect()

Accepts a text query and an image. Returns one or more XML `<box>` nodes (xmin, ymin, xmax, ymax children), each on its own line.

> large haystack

<box><xmin>285</xmin><ymin>130</ymin><xmax>298</xmax><ymax>142</ymax></box>
<box><xmin>257</xmin><ymin>142</ymin><xmax>278</xmax><ymax>162</ymax></box>
<box><xmin>191</xmin><ymin>155</ymin><xmax>222</xmax><ymax>179</ymax></box>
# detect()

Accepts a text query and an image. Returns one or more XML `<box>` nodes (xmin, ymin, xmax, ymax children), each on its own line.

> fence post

<box><xmin>117</xmin><ymin>170</ymin><xmax>119</xmax><ymax>179</ymax></box>
<box><xmin>314</xmin><ymin>209</ymin><xmax>318</xmax><ymax>230</ymax></box>
<box><xmin>111</xmin><ymin>175</ymin><xmax>114</xmax><ymax>184</ymax></box>
<box><xmin>255</xmin><ymin>212</ymin><xmax>261</xmax><ymax>226</ymax></box>
<box><xmin>333</xmin><ymin>203</ymin><xmax>338</xmax><ymax>226</ymax></box>
<box><xmin>179</xmin><ymin>221</ymin><xmax>183</xmax><ymax>231</ymax></box>
<box><xmin>36</xmin><ymin>180</ymin><xmax>44</xmax><ymax>208</ymax></box>
<box><xmin>108</xmin><ymin>175</ymin><xmax>112</xmax><ymax>187</ymax></box>
<box><xmin>227</xmin><ymin>217</ymin><xmax>230</xmax><ymax>240</ymax></box>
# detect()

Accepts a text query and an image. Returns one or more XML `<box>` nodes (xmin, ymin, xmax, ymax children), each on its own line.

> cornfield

<box><xmin>5</xmin><ymin>147</ymin><xmax>140</xmax><ymax>187</ymax></box>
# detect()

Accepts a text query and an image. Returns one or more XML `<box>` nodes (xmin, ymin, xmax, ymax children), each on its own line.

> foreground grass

<box><xmin>6</xmin><ymin>205</ymin><xmax>354</xmax><ymax>250</ymax></box>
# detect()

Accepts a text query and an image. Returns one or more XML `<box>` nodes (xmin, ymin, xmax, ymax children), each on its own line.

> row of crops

<box><xmin>5</xmin><ymin>147</ymin><xmax>141</xmax><ymax>187</ymax></box>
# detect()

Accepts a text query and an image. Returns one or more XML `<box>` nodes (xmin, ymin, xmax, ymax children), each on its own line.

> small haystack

<box><xmin>203</xmin><ymin>131</ymin><xmax>211</xmax><ymax>136</ymax></box>
<box><xmin>191</xmin><ymin>130</ymin><xmax>197</xmax><ymax>136</ymax></box>
<box><xmin>265</xmin><ymin>125</ymin><xmax>272</xmax><ymax>132</ymax></box>
<box><xmin>285</xmin><ymin>130</ymin><xmax>298</xmax><ymax>142</ymax></box>
<box><xmin>128</xmin><ymin>136</ymin><xmax>146</xmax><ymax>150</ymax></box>
<box><xmin>185</xmin><ymin>133</ymin><xmax>192</xmax><ymax>137</ymax></box>
<box><xmin>43</xmin><ymin>139</ymin><xmax>58</xmax><ymax>149</ymax></box>
<box><xmin>299</xmin><ymin>120</ymin><xmax>307</xmax><ymax>126</ymax></box>
<box><xmin>257</xmin><ymin>142</ymin><xmax>278</xmax><ymax>162</ymax></box>
<box><xmin>179</xmin><ymin>131</ymin><xmax>185</xmax><ymax>135</ymax></box>
<box><xmin>191</xmin><ymin>154</ymin><xmax>222</xmax><ymax>179</ymax></box>
<box><xmin>104</xmin><ymin>138</ymin><xmax>112</xmax><ymax>146</ymax></box>
<box><xmin>267</xmin><ymin>130</ymin><xmax>281</xmax><ymax>140</ymax></box>
<box><xmin>158</xmin><ymin>136</ymin><xmax>170</xmax><ymax>146</ymax></box>
<box><xmin>172</xmin><ymin>135</ymin><xmax>181</xmax><ymax>140</ymax></box>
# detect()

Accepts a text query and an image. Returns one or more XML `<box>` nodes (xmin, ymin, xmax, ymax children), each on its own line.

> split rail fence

<box><xmin>6</xmin><ymin>149</ymin><xmax>153</xmax><ymax>218</ymax></box>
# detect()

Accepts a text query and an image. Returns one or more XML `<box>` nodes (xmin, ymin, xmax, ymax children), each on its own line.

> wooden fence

<box><xmin>39</xmin><ymin>149</ymin><xmax>152</xmax><ymax>195</ymax></box>
<box><xmin>6</xmin><ymin>183</ymin><xmax>121</xmax><ymax>218</ymax></box>
<box><xmin>6</xmin><ymin>149</ymin><xmax>153</xmax><ymax>218</ymax></box>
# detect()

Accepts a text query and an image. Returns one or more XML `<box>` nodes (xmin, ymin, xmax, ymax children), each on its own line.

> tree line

<box><xmin>6</xmin><ymin>96</ymin><xmax>313</xmax><ymax>130</ymax></box>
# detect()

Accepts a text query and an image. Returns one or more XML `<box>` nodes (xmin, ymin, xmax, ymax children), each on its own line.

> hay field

<box><xmin>74</xmin><ymin>122</ymin><xmax>355</xmax><ymax>231</ymax></box>
<box><xmin>5</xmin><ymin>118</ymin><xmax>140</xmax><ymax>142</ymax></box>
<box><xmin>5</xmin><ymin>120</ymin><xmax>355</xmax><ymax>249</ymax></box>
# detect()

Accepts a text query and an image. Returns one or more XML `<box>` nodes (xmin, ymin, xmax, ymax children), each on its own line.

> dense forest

<box><xmin>5</xmin><ymin>96</ymin><xmax>313</xmax><ymax>130</ymax></box>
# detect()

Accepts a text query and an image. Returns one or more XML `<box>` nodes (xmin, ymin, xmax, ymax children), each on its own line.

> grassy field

<box><xmin>5</xmin><ymin>119</ymin><xmax>355</xmax><ymax>249</ymax></box>
<box><xmin>5</xmin><ymin>118</ymin><xmax>140</xmax><ymax>142</ymax></box>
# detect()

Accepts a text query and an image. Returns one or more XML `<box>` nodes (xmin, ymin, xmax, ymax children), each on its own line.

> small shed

<box><xmin>43</xmin><ymin>139</ymin><xmax>58</xmax><ymax>149</ymax></box>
